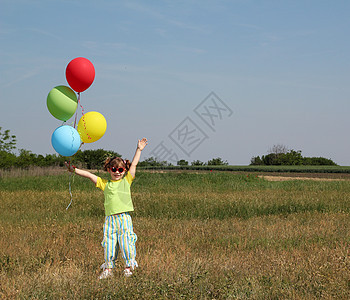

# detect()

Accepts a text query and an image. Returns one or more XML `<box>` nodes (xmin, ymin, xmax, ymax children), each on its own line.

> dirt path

<box><xmin>259</xmin><ymin>175</ymin><xmax>348</xmax><ymax>182</ymax></box>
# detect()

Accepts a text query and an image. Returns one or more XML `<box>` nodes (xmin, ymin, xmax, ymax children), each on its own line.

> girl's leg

<box><xmin>116</xmin><ymin>213</ymin><xmax>138</xmax><ymax>269</ymax></box>
<box><xmin>101</xmin><ymin>215</ymin><xmax>119</xmax><ymax>269</ymax></box>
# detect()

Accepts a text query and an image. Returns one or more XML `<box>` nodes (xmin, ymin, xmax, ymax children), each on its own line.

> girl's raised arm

<box><xmin>129</xmin><ymin>138</ymin><xmax>148</xmax><ymax>178</ymax></box>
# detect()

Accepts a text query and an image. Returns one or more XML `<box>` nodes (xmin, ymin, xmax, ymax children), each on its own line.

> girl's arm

<box><xmin>129</xmin><ymin>138</ymin><xmax>148</xmax><ymax>178</ymax></box>
<box><xmin>64</xmin><ymin>162</ymin><xmax>98</xmax><ymax>185</ymax></box>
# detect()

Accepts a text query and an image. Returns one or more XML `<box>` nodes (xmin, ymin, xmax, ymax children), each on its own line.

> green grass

<box><xmin>0</xmin><ymin>170</ymin><xmax>350</xmax><ymax>299</ymax></box>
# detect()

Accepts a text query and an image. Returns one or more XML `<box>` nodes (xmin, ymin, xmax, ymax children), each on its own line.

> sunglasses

<box><xmin>110</xmin><ymin>166</ymin><xmax>125</xmax><ymax>173</ymax></box>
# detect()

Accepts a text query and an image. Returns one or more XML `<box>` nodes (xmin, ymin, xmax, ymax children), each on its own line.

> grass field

<box><xmin>0</xmin><ymin>168</ymin><xmax>350</xmax><ymax>299</ymax></box>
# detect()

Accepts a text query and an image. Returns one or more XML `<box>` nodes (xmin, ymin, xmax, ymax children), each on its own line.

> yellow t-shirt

<box><xmin>95</xmin><ymin>172</ymin><xmax>134</xmax><ymax>216</ymax></box>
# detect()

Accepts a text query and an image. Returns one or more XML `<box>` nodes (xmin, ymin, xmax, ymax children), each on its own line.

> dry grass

<box><xmin>0</xmin><ymin>166</ymin><xmax>66</xmax><ymax>178</ymax></box>
<box><xmin>0</xmin><ymin>171</ymin><xmax>349</xmax><ymax>299</ymax></box>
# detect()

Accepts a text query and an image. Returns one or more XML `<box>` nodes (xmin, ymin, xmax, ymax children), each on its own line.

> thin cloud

<box><xmin>237</xmin><ymin>23</ymin><xmax>263</xmax><ymax>31</ymax></box>
<box><xmin>80</xmin><ymin>40</ymin><xmax>140</xmax><ymax>56</ymax></box>
<box><xmin>124</xmin><ymin>2</ymin><xmax>209</xmax><ymax>34</ymax></box>
<box><xmin>27</xmin><ymin>28</ymin><xmax>63</xmax><ymax>41</ymax></box>
<box><xmin>176</xmin><ymin>46</ymin><xmax>206</xmax><ymax>54</ymax></box>
<box><xmin>1</xmin><ymin>69</ymin><xmax>41</xmax><ymax>88</ymax></box>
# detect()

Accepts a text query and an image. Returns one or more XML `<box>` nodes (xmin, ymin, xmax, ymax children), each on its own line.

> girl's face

<box><xmin>109</xmin><ymin>165</ymin><xmax>126</xmax><ymax>180</ymax></box>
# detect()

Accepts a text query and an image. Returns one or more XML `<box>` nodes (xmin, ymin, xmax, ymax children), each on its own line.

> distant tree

<box><xmin>74</xmin><ymin>149</ymin><xmax>121</xmax><ymax>169</ymax></box>
<box><xmin>207</xmin><ymin>157</ymin><xmax>228</xmax><ymax>166</ymax></box>
<box><xmin>250</xmin><ymin>156</ymin><xmax>263</xmax><ymax>165</ymax></box>
<box><xmin>138</xmin><ymin>157</ymin><xmax>170</xmax><ymax>167</ymax></box>
<box><xmin>191</xmin><ymin>160</ymin><xmax>205</xmax><ymax>166</ymax></box>
<box><xmin>259</xmin><ymin>150</ymin><xmax>303</xmax><ymax>166</ymax></box>
<box><xmin>44</xmin><ymin>154</ymin><xmax>62</xmax><ymax>167</ymax></box>
<box><xmin>0</xmin><ymin>127</ymin><xmax>17</xmax><ymax>152</ymax></box>
<box><xmin>0</xmin><ymin>151</ymin><xmax>17</xmax><ymax>169</ymax></box>
<box><xmin>279</xmin><ymin>150</ymin><xmax>303</xmax><ymax>165</ymax></box>
<box><xmin>261</xmin><ymin>153</ymin><xmax>279</xmax><ymax>165</ymax></box>
<box><xmin>16</xmin><ymin>149</ymin><xmax>37</xmax><ymax>168</ymax></box>
<box><xmin>268</xmin><ymin>144</ymin><xmax>289</xmax><ymax>155</ymax></box>
<box><xmin>177</xmin><ymin>159</ymin><xmax>189</xmax><ymax>166</ymax></box>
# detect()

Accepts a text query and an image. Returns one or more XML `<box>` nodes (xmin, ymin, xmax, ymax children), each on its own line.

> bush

<box><xmin>250</xmin><ymin>150</ymin><xmax>337</xmax><ymax>166</ymax></box>
<box><xmin>207</xmin><ymin>157</ymin><xmax>228</xmax><ymax>166</ymax></box>
<box><xmin>177</xmin><ymin>159</ymin><xmax>189</xmax><ymax>166</ymax></box>
<box><xmin>302</xmin><ymin>157</ymin><xmax>337</xmax><ymax>166</ymax></box>
<box><xmin>138</xmin><ymin>157</ymin><xmax>170</xmax><ymax>167</ymax></box>
<box><xmin>191</xmin><ymin>160</ymin><xmax>205</xmax><ymax>166</ymax></box>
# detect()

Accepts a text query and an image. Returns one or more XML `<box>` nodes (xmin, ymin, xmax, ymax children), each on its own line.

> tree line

<box><xmin>0</xmin><ymin>149</ymin><xmax>229</xmax><ymax>170</ymax></box>
<box><xmin>138</xmin><ymin>157</ymin><xmax>228</xmax><ymax>167</ymax></box>
<box><xmin>0</xmin><ymin>128</ymin><xmax>338</xmax><ymax>168</ymax></box>
<box><xmin>0</xmin><ymin>127</ymin><xmax>229</xmax><ymax>169</ymax></box>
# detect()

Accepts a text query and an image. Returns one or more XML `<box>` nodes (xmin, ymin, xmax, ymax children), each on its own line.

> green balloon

<box><xmin>47</xmin><ymin>85</ymin><xmax>78</xmax><ymax>121</ymax></box>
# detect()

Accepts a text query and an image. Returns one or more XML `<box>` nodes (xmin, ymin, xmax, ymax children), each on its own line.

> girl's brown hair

<box><xmin>104</xmin><ymin>157</ymin><xmax>131</xmax><ymax>172</ymax></box>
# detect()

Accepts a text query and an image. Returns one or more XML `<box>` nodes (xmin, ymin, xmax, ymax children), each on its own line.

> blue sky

<box><xmin>1</xmin><ymin>0</ymin><xmax>350</xmax><ymax>165</ymax></box>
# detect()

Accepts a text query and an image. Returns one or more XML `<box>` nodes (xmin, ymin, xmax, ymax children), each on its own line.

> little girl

<box><xmin>65</xmin><ymin>138</ymin><xmax>148</xmax><ymax>279</ymax></box>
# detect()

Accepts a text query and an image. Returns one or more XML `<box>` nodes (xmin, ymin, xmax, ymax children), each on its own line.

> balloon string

<box><xmin>78</xmin><ymin>92</ymin><xmax>85</xmax><ymax>117</ymax></box>
<box><xmin>66</xmin><ymin>172</ymin><xmax>74</xmax><ymax>210</ymax></box>
<box><xmin>66</xmin><ymin>143</ymin><xmax>83</xmax><ymax>210</ymax></box>
<box><xmin>78</xmin><ymin>93</ymin><xmax>92</xmax><ymax>141</ymax></box>
<box><xmin>66</xmin><ymin>92</ymin><xmax>79</xmax><ymax>210</ymax></box>
<box><xmin>73</xmin><ymin>92</ymin><xmax>81</xmax><ymax>129</ymax></box>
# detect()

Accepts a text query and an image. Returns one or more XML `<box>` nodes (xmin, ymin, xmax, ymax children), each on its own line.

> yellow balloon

<box><xmin>77</xmin><ymin>111</ymin><xmax>107</xmax><ymax>143</ymax></box>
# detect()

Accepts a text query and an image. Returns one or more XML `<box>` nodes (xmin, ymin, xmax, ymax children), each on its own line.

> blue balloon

<box><xmin>51</xmin><ymin>125</ymin><xmax>81</xmax><ymax>157</ymax></box>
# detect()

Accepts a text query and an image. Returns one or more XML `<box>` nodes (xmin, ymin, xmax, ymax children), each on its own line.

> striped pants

<box><xmin>101</xmin><ymin>213</ymin><xmax>138</xmax><ymax>269</ymax></box>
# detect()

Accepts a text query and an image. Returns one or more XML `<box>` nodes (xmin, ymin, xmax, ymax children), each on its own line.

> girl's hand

<box><xmin>64</xmin><ymin>161</ymin><xmax>76</xmax><ymax>173</ymax></box>
<box><xmin>137</xmin><ymin>138</ymin><xmax>148</xmax><ymax>151</ymax></box>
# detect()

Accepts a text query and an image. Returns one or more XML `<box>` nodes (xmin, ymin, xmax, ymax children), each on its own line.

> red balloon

<box><xmin>66</xmin><ymin>57</ymin><xmax>95</xmax><ymax>92</ymax></box>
